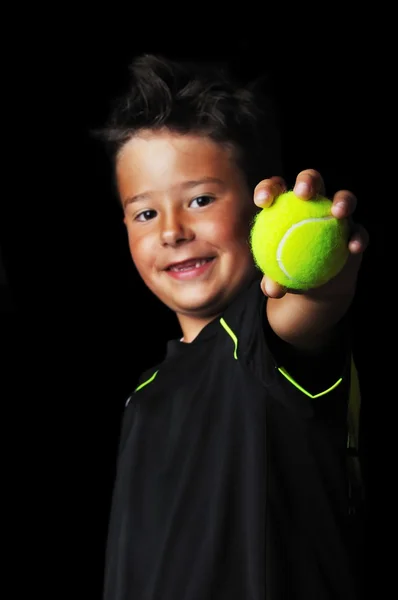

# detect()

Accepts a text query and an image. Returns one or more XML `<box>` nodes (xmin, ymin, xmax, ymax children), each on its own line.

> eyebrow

<box><xmin>122</xmin><ymin>177</ymin><xmax>225</xmax><ymax>208</ymax></box>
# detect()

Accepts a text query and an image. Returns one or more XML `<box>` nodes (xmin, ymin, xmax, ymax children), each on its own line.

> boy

<box><xmin>98</xmin><ymin>54</ymin><xmax>368</xmax><ymax>599</ymax></box>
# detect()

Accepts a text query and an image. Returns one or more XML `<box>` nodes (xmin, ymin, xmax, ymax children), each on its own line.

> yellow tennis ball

<box><xmin>250</xmin><ymin>190</ymin><xmax>350</xmax><ymax>290</ymax></box>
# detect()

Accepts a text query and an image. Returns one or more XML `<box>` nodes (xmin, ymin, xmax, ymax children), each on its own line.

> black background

<box><xmin>1</xmin><ymin>12</ymin><xmax>394</xmax><ymax>598</ymax></box>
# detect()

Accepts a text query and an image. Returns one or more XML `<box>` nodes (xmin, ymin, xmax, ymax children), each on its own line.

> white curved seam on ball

<box><xmin>276</xmin><ymin>216</ymin><xmax>333</xmax><ymax>283</ymax></box>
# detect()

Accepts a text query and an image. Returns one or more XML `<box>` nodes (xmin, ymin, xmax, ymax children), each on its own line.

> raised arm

<box><xmin>253</xmin><ymin>169</ymin><xmax>369</xmax><ymax>352</ymax></box>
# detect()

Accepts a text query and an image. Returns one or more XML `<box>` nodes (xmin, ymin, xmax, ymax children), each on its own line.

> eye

<box><xmin>189</xmin><ymin>195</ymin><xmax>215</xmax><ymax>208</ymax></box>
<box><xmin>135</xmin><ymin>209</ymin><xmax>157</xmax><ymax>222</ymax></box>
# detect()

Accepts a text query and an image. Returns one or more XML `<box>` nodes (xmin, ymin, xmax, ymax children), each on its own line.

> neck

<box><xmin>177</xmin><ymin>313</ymin><xmax>220</xmax><ymax>343</ymax></box>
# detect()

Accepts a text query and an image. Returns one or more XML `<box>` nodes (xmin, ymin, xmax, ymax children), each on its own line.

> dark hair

<box><xmin>96</xmin><ymin>53</ymin><xmax>283</xmax><ymax>193</ymax></box>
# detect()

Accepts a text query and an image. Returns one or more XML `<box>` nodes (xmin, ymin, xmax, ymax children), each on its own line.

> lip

<box><xmin>164</xmin><ymin>257</ymin><xmax>215</xmax><ymax>280</ymax></box>
<box><xmin>164</xmin><ymin>257</ymin><xmax>215</xmax><ymax>271</ymax></box>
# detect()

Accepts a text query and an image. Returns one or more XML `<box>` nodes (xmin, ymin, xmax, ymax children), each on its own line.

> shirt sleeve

<box><xmin>263</xmin><ymin>308</ymin><xmax>352</xmax><ymax>397</ymax></box>
<box><xmin>224</xmin><ymin>276</ymin><xmax>352</xmax><ymax>398</ymax></box>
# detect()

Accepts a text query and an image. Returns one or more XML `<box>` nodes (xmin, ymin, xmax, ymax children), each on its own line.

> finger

<box><xmin>348</xmin><ymin>224</ymin><xmax>369</xmax><ymax>254</ymax></box>
<box><xmin>331</xmin><ymin>190</ymin><xmax>358</xmax><ymax>218</ymax></box>
<box><xmin>260</xmin><ymin>275</ymin><xmax>287</xmax><ymax>299</ymax></box>
<box><xmin>254</xmin><ymin>176</ymin><xmax>288</xmax><ymax>208</ymax></box>
<box><xmin>293</xmin><ymin>169</ymin><xmax>326</xmax><ymax>199</ymax></box>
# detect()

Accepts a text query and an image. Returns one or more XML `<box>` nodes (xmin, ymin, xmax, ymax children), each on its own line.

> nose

<box><xmin>160</xmin><ymin>209</ymin><xmax>194</xmax><ymax>247</ymax></box>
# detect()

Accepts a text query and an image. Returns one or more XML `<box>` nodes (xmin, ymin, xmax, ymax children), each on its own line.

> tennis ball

<box><xmin>250</xmin><ymin>190</ymin><xmax>350</xmax><ymax>290</ymax></box>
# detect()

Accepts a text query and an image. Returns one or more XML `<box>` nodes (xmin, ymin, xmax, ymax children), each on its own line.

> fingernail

<box><xmin>332</xmin><ymin>202</ymin><xmax>346</xmax><ymax>216</ymax></box>
<box><xmin>255</xmin><ymin>189</ymin><xmax>269</xmax><ymax>204</ymax></box>
<box><xmin>294</xmin><ymin>182</ymin><xmax>310</xmax><ymax>196</ymax></box>
<box><xmin>349</xmin><ymin>239</ymin><xmax>362</xmax><ymax>253</ymax></box>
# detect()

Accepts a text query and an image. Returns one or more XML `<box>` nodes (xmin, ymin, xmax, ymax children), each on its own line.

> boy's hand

<box><xmin>253</xmin><ymin>169</ymin><xmax>369</xmax><ymax>298</ymax></box>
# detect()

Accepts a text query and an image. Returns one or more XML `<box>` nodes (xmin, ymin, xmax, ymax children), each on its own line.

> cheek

<box><xmin>126</xmin><ymin>228</ymin><xmax>154</xmax><ymax>269</ymax></box>
<box><xmin>209</xmin><ymin>205</ymin><xmax>253</xmax><ymax>248</ymax></box>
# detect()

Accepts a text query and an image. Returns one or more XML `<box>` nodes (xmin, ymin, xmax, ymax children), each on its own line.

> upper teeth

<box><xmin>170</xmin><ymin>259</ymin><xmax>207</xmax><ymax>271</ymax></box>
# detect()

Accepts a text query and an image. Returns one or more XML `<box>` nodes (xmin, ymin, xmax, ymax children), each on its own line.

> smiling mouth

<box><xmin>166</xmin><ymin>258</ymin><xmax>214</xmax><ymax>272</ymax></box>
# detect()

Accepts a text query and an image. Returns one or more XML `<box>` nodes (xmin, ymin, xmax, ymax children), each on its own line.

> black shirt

<box><xmin>103</xmin><ymin>276</ymin><xmax>361</xmax><ymax>599</ymax></box>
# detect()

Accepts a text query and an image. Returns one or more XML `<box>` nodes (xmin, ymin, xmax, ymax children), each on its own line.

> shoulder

<box><xmin>125</xmin><ymin>363</ymin><xmax>161</xmax><ymax>407</ymax></box>
<box><xmin>117</xmin><ymin>361</ymin><xmax>163</xmax><ymax>456</ymax></box>
<box><xmin>223</xmin><ymin>273</ymin><xmax>354</xmax><ymax>400</ymax></box>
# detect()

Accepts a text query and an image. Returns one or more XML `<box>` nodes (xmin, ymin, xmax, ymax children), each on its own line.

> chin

<box><xmin>172</xmin><ymin>289</ymin><xmax>231</xmax><ymax>318</ymax></box>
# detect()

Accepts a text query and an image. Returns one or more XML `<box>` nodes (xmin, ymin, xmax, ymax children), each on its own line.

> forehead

<box><xmin>116</xmin><ymin>129</ymin><xmax>239</xmax><ymax>189</ymax></box>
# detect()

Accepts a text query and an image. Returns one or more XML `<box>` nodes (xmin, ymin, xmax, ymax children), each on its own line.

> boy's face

<box><xmin>117</xmin><ymin>129</ymin><xmax>257</xmax><ymax>334</ymax></box>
